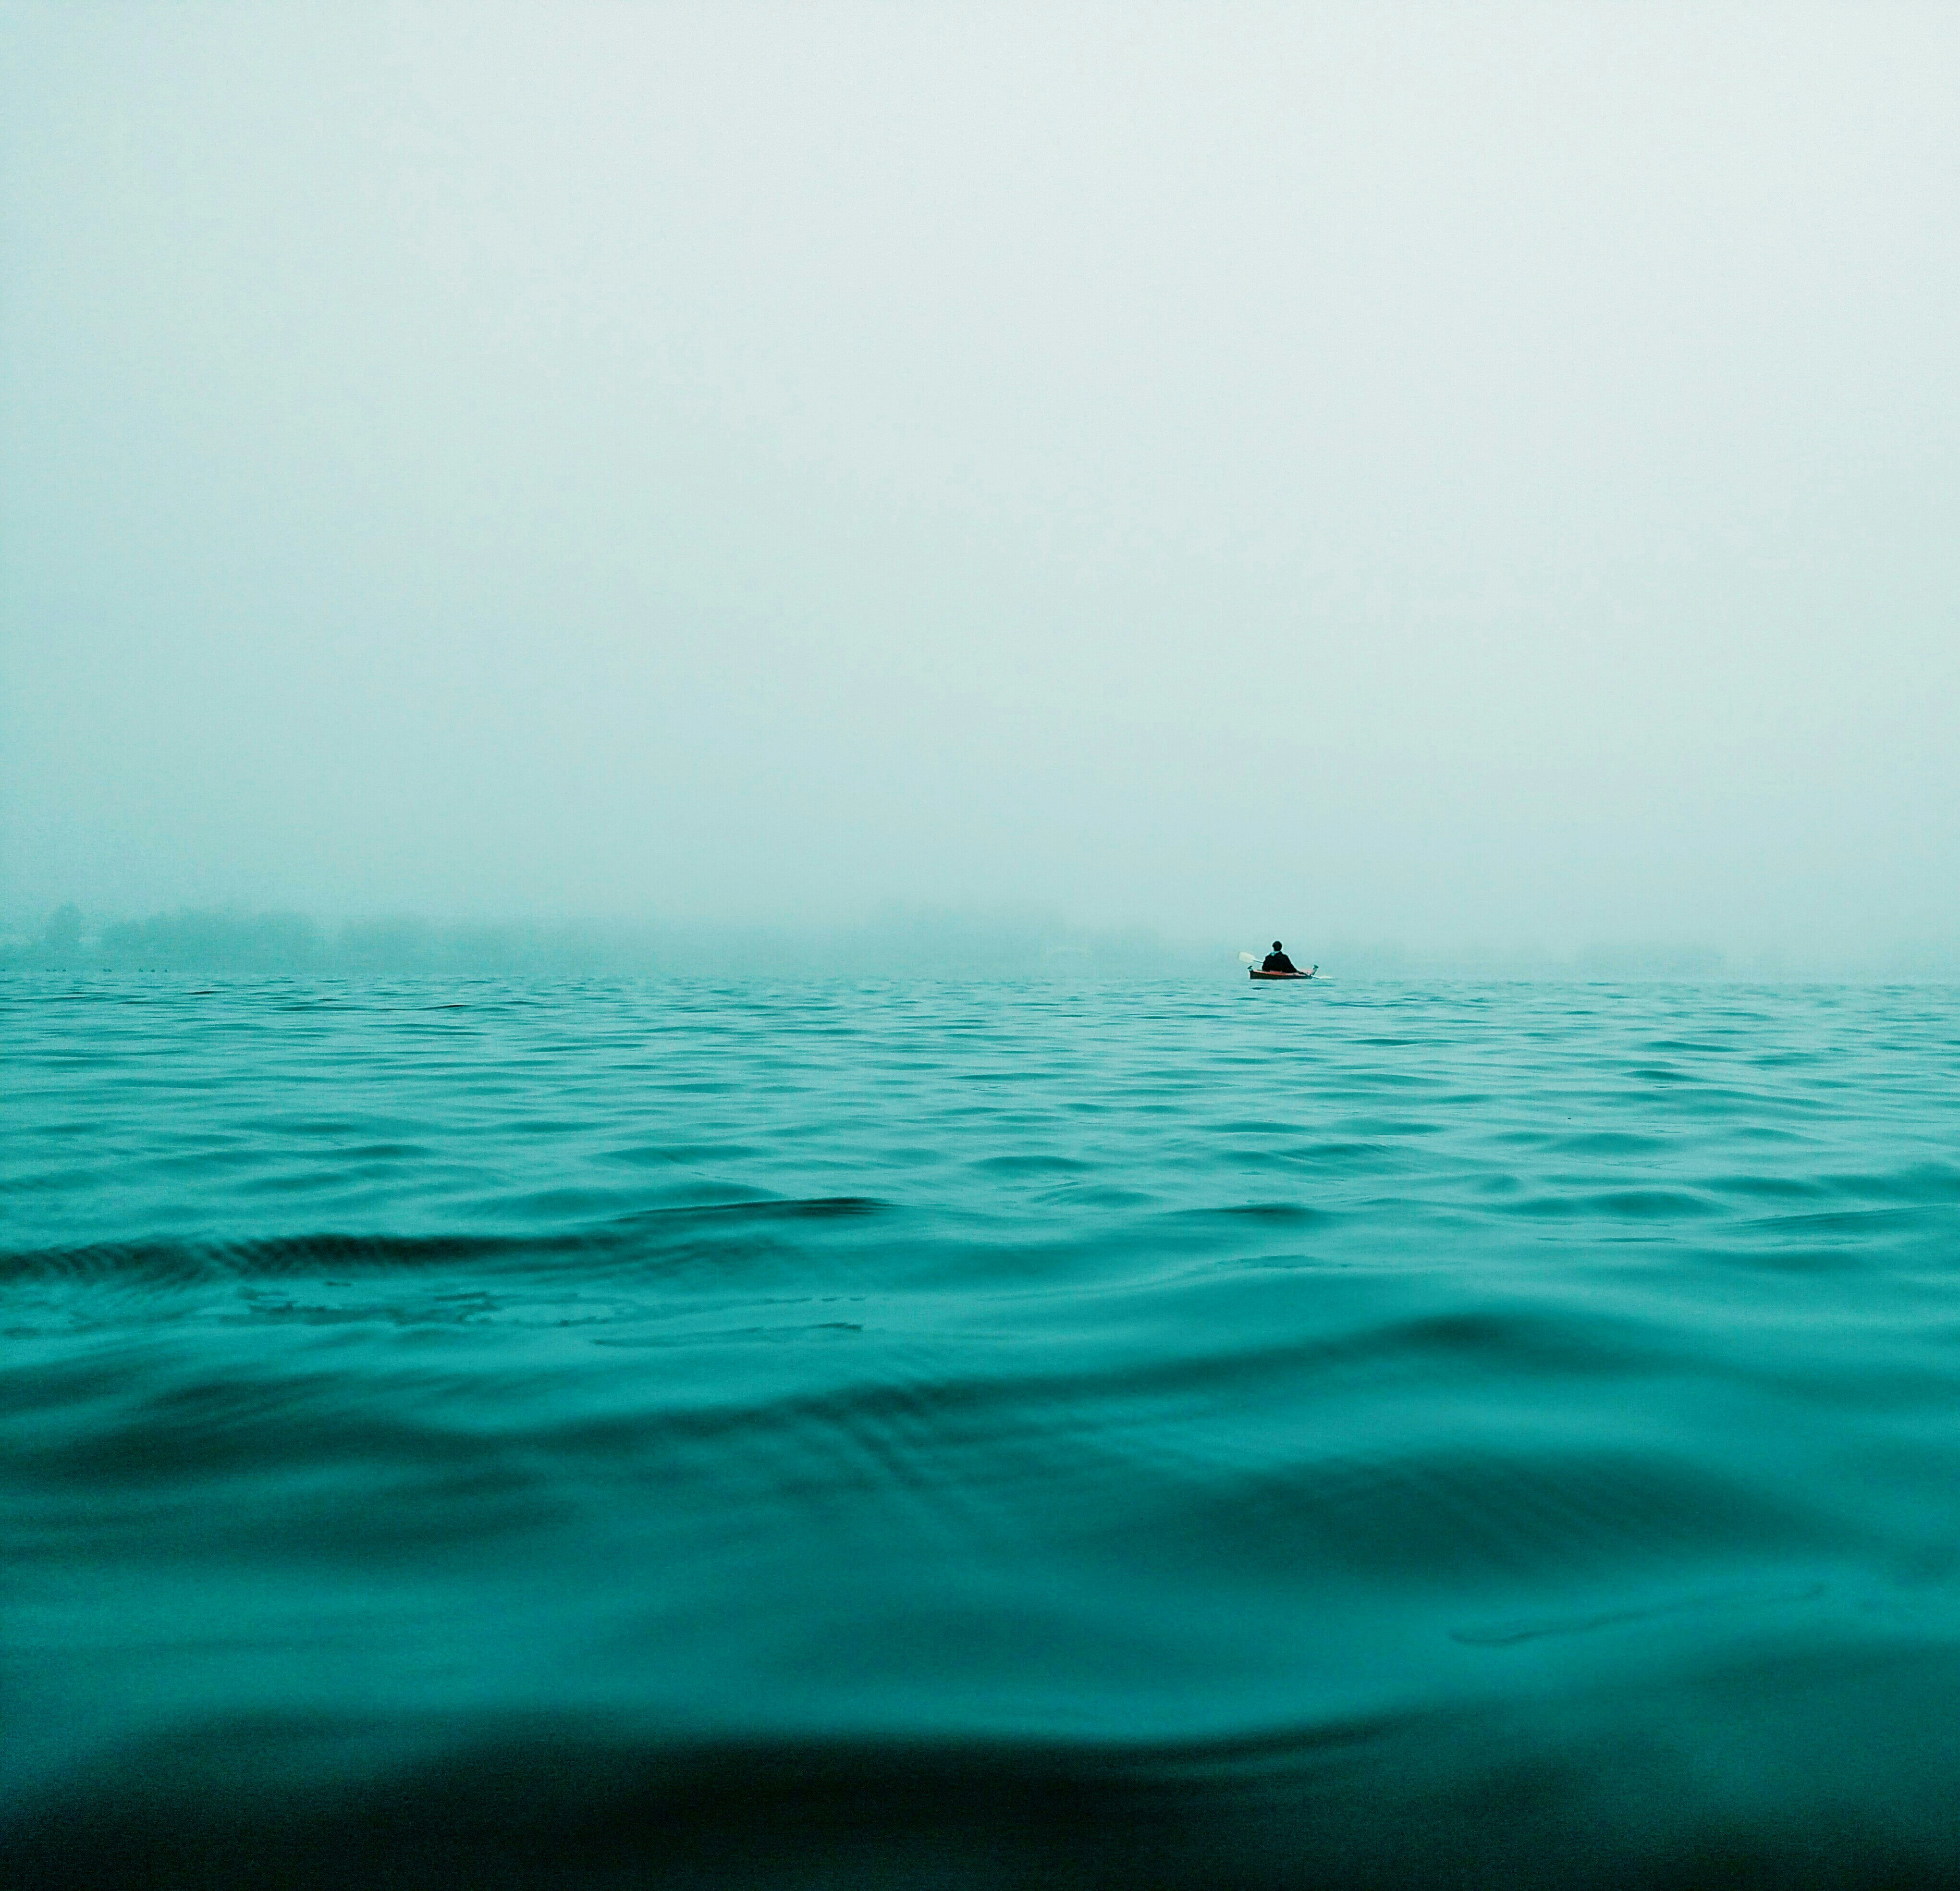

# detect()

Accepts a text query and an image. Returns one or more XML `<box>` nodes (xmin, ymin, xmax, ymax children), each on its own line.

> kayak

<box><xmin>1250</xmin><ymin>968</ymin><xmax>1314</xmax><ymax>981</ymax></box>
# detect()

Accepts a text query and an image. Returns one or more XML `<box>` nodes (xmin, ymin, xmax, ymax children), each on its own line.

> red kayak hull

<box><xmin>1249</xmin><ymin>969</ymin><xmax>1312</xmax><ymax>980</ymax></box>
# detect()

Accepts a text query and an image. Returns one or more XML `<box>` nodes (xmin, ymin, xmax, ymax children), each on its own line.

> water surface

<box><xmin>7</xmin><ymin>975</ymin><xmax>1960</xmax><ymax>1887</ymax></box>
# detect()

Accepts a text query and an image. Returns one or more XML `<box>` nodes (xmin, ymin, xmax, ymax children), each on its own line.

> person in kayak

<box><xmin>1262</xmin><ymin>942</ymin><xmax>1303</xmax><ymax>974</ymax></box>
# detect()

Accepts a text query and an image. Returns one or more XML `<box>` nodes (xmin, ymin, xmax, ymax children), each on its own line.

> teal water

<box><xmin>7</xmin><ymin>974</ymin><xmax>1960</xmax><ymax>1888</ymax></box>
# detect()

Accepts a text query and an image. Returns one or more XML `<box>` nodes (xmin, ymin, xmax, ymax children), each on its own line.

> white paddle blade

<box><xmin>1238</xmin><ymin>952</ymin><xmax>1258</xmax><ymax>964</ymax></box>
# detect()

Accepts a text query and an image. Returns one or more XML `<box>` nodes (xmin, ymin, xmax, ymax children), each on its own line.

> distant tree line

<box><xmin>0</xmin><ymin>904</ymin><xmax>1207</xmax><ymax>978</ymax></box>
<box><xmin>6</xmin><ymin>907</ymin><xmax>666</xmax><ymax>975</ymax></box>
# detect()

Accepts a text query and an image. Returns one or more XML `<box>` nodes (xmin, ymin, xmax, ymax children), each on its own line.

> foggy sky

<box><xmin>4</xmin><ymin>3</ymin><xmax>1957</xmax><ymax>961</ymax></box>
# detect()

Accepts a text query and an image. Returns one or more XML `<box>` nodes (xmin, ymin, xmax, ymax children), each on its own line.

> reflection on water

<box><xmin>6</xmin><ymin>974</ymin><xmax>1960</xmax><ymax>1887</ymax></box>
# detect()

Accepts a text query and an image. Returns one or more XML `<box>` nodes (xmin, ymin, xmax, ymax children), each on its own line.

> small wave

<box><xmin>14</xmin><ymin>1661</ymin><xmax>1960</xmax><ymax>1891</ymax></box>
<box><xmin>0</xmin><ymin>1199</ymin><xmax>889</xmax><ymax>1285</ymax></box>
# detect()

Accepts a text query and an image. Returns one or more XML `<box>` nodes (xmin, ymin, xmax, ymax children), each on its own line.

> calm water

<box><xmin>7</xmin><ymin>974</ymin><xmax>1960</xmax><ymax>1888</ymax></box>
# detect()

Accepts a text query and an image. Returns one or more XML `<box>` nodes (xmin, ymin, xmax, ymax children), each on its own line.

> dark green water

<box><xmin>7</xmin><ymin>974</ymin><xmax>1960</xmax><ymax>1888</ymax></box>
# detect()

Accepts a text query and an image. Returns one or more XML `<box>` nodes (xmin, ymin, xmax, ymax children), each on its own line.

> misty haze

<box><xmin>6</xmin><ymin>5</ymin><xmax>1956</xmax><ymax>967</ymax></box>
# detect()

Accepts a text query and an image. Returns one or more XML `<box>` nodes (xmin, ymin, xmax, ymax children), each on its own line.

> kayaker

<box><xmin>1261</xmin><ymin>942</ymin><xmax>1302</xmax><ymax>974</ymax></box>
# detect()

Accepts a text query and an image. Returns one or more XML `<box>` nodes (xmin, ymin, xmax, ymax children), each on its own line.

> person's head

<box><xmin>1273</xmin><ymin>941</ymin><xmax>1283</xmax><ymax>952</ymax></box>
